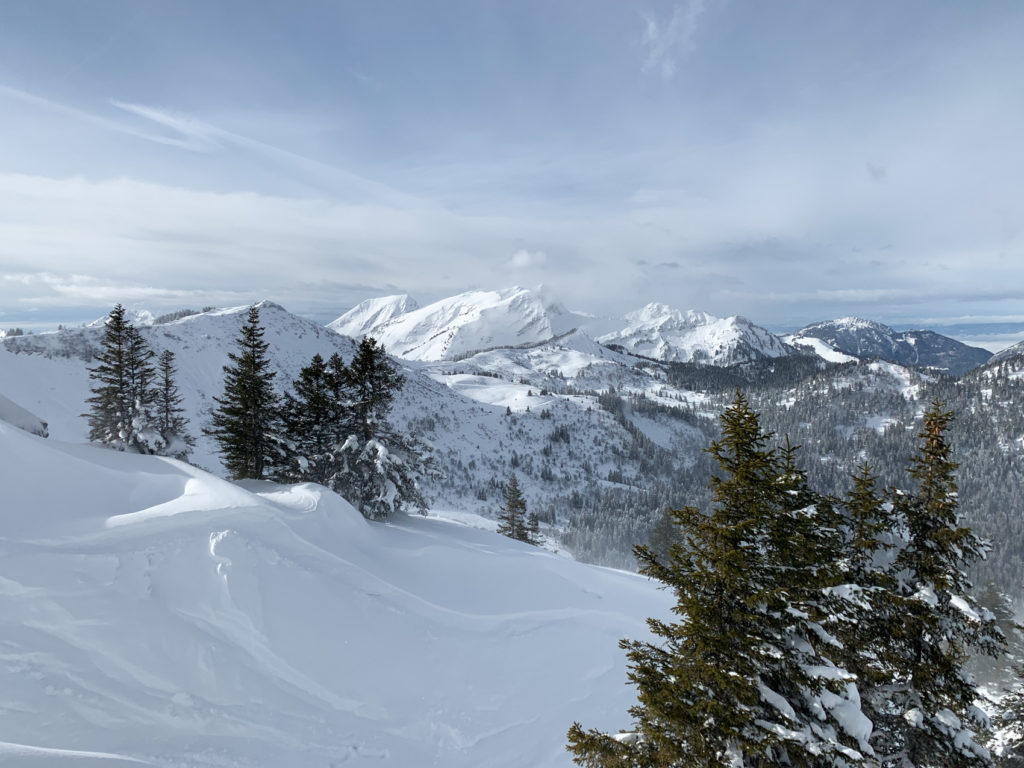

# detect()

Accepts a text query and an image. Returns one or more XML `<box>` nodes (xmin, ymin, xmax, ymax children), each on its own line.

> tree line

<box><xmin>84</xmin><ymin>304</ymin><xmax>193</xmax><ymax>460</ymax></box>
<box><xmin>84</xmin><ymin>303</ymin><xmax>429</xmax><ymax>520</ymax></box>
<box><xmin>568</xmin><ymin>393</ymin><xmax>1019</xmax><ymax>768</ymax></box>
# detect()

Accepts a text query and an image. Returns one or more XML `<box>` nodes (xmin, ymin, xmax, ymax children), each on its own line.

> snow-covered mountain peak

<box><xmin>622</xmin><ymin>303</ymin><xmax>716</xmax><ymax>329</ymax></box>
<box><xmin>327</xmin><ymin>294</ymin><xmax>419</xmax><ymax>339</ymax></box>
<box><xmin>600</xmin><ymin>304</ymin><xmax>789</xmax><ymax>365</ymax></box>
<box><xmin>328</xmin><ymin>286</ymin><xmax>585</xmax><ymax>361</ymax></box>
<box><xmin>86</xmin><ymin>307</ymin><xmax>156</xmax><ymax>327</ymax></box>
<box><xmin>819</xmin><ymin>317</ymin><xmax>888</xmax><ymax>333</ymax></box>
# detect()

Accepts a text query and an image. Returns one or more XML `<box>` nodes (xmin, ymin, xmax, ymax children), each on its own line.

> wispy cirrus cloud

<box><xmin>640</xmin><ymin>0</ymin><xmax>708</xmax><ymax>79</ymax></box>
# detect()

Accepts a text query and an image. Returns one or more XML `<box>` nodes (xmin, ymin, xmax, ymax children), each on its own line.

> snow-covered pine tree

<box><xmin>85</xmin><ymin>304</ymin><xmax>132</xmax><ymax>447</ymax></box>
<box><xmin>280</xmin><ymin>353</ymin><xmax>346</xmax><ymax>484</ymax></box>
<box><xmin>343</xmin><ymin>336</ymin><xmax>402</xmax><ymax>442</ymax></box>
<box><xmin>205</xmin><ymin>305</ymin><xmax>284</xmax><ymax>480</ymax></box>
<box><xmin>567</xmin><ymin>392</ymin><xmax>871</xmax><ymax>768</ymax></box>
<box><xmin>154</xmin><ymin>349</ymin><xmax>194</xmax><ymax>461</ymax></box>
<box><xmin>881</xmin><ymin>400</ymin><xmax>1004</xmax><ymax>768</ymax></box>
<box><xmin>329</xmin><ymin>337</ymin><xmax>429</xmax><ymax>519</ymax></box>
<box><xmin>833</xmin><ymin>464</ymin><xmax>905</xmax><ymax>763</ymax></box>
<box><xmin>85</xmin><ymin>304</ymin><xmax>160</xmax><ymax>453</ymax></box>
<box><xmin>497</xmin><ymin>473</ymin><xmax>530</xmax><ymax>543</ymax></box>
<box><xmin>122</xmin><ymin>324</ymin><xmax>162</xmax><ymax>453</ymax></box>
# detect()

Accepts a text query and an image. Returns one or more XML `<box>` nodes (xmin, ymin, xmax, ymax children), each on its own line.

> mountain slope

<box><xmin>0</xmin><ymin>392</ymin><xmax>48</xmax><ymax>436</ymax></box>
<box><xmin>0</xmin><ymin>419</ymin><xmax>669</xmax><ymax>767</ymax></box>
<box><xmin>597</xmin><ymin>303</ymin><xmax>791</xmax><ymax>365</ymax></box>
<box><xmin>790</xmin><ymin>317</ymin><xmax>991</xmax><ymax>375</ymax></box>
<box><xmin>328</xmin><ymin>287</ymin><xmax>584</xmax><ymax>361</ymax></box>
<box><xmin>0</xmin><ymin>301</ymin><xmax>710</xmax><ymax>529</ymax></box>
<box><xmin>326</xmin><ymin>294</ymin><xmax>419</xmax><ymax>339</ymax></box>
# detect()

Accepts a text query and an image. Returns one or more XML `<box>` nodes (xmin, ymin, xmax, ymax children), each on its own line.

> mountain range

<box><xmin>324</xmin><ymin>286</ymin><xmax>992</xmax><ymax>374</ymax></box>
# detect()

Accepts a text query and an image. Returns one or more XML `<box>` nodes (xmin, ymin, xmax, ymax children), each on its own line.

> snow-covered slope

<box><xmin>326</xmin><ymin>294</ymin><xmax>419</xmax><ymax>339</ymax></box>
<box><xmin>0</xmin><ymin>301</ymin><xmax>359</xmax><ymax>472</ymax></box>
<box><xmin>791</xmin><ymin>317</ymin><xmax>991</xmax><ymax>375</ymax></box>
<box><xmin>328</xmin><ymin>287</ymin><xmax>584</xmax><ymax>361</ymax></box>
<box><xmin>598</xmin><ymin>303</ymin><xmax>791</xmax><ymax>365</ymax></box>
<box><xmin>0</xmin><ymin>301</ymin><xmax>709</xmax><ymax>527</ymax></box>
<box><xmin>0</xmin><ymin>392</ymin><xmax>48</xmax><ymax>436</ymax></box>
<box><xmin>990</xmin><ymin>338</ymin><xmax>1024</xmax><ymax>365</ymax></box>
<box><xmin>0</xmin><ymin>419</ymin><xmax>668</xmax><ymax>767</ymax></box>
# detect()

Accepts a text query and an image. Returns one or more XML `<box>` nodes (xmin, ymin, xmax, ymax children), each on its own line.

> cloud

<box><xmin>641</xmin><ymin>0</ymin><xmax>708</xmax><ymax>79</ymax></box>
<box><xmin>111</xmin><ymin>101</ymin><xmax>227</xmax><ymax>152</ymax></box>
<box><xmin>507</xmin><ymin>249</ymin><xmax>548</xmax><ymax>269</ymax></box>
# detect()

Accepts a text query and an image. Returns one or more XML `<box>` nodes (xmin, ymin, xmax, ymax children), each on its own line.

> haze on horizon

<box><xmin>1</xmin><ymin>1</ymin><xmax>1023</xmax><ymax>350</ymax></box>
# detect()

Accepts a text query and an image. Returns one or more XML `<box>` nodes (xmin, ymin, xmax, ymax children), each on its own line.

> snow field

<box><xmin>0</xmin><ymin>421</ymin><xmax>670</xmax><ymax>767</ymax></box>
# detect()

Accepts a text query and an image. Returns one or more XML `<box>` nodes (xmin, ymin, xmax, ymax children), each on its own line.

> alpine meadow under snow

<box><xmin>3</xmin><ymin>286</ymin><xmax>1024</xmax><ymax>767</ymax></box>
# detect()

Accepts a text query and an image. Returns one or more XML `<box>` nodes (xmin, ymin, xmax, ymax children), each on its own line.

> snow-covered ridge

<box><xmin>0</xmin><ymin>419</ymin><xmax>668</xmax><ymax>767</ymax></box>
<box><xmin>327</xmin><ymin>286</ymin><xmax>585</xmax><ymax>361</ymax></box>
<box><xmin>791</xmin><ymin>318</ymin><xmax>991</xmax><ymax>375</ymax></box>
<box><xmin>597</xmin><ymin>302</ymin><xmax>791</xmax><ymax>365</ymax></box>
<box><xmin>327</xmin><ymin>294</ymin><xmax>419</xmax><ymax>339</ymax></box>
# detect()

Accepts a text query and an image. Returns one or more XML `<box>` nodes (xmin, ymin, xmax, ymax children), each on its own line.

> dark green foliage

<box><xmin>85</xmin><ymin>304</ymin><xmax>159</xmax><ymax>453</ymax></box>
<box><xmin>205</xmin><ymin>305</ymin><xmax>284</xmax><ymax>480</ymax></box>
<box><xmin>568</xmin><ymin>395</ymin><xmax>1008</xmax><ymax>768</ymax></box>
<box><xmin>330</xmin><ymin>338</ymin><xmax>428</xmax><ymax>519</ymax></box>
<box><xmin>831</xmin><ymin>465</ymin><xmax>904</xmax><ymax>757</ymax></box>
<box><xmin>879</xmin><ymin>401</ymin><xmax>1003</xmax><ymax>768</ymax></box>
<box><xmin>568</xmin><ymin>392</ymin><xmax>867</xmax><ymax>767</ymax></box>
<box><xmin>342</xmin><ymin>336</ymin><xmax>402</xmax><ymax>442</ymax></box>
<box><xmin>280</xmin><ymin>353</ymin><xmax>347</xmax><ymax>484</ymax></box>
<box><xmin>281</xmin><ymin>340</ymin><xmax>429</xmax><ymax>519</ymax></box>
<box><xmin>154</xmin><ymin>349</ymin><xmax>193</xmax><ymax>461</ymax></box>
<box><xmin>497</xmin><ymin>474</ymin><xmax>534</xmax><ymax>543</ymax></box>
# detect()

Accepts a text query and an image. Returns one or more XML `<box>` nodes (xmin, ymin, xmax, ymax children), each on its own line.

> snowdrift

<box><xmin>0</xmin><ymin>421</ymin><xmax>668</xmax><ymax>767</ymax></box>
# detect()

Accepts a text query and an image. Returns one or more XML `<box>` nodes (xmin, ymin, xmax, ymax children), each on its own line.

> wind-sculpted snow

<box><xmin>0</xmin><ymin>392</ymin><xmax>48</xmax><ymax>436</ymax></box>
<box><xmin>0</xmin><ymin>421</ymin><xmax>670</xmax><ymax>767</ymax></box>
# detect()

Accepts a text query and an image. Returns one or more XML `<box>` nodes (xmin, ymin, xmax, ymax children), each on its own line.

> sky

<box><xmin>1</xmin><ymin>1</ymin><xmax>1023</xmax><ymax>348</ymax></box>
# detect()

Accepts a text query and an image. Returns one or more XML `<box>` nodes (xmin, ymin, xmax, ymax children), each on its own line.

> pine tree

<box><xmin>85</xmin><ymin>305</ymin><xmax>159</xmax><ymax>453</ymax></box>
<box><xmin>123</xmin><ymin>324</ymin><xmax>161</xmax><ymax>452</ymax></box>
<box><xmin>280</xmin><ymin>353</ymin><xmax>346</xmax><ymax>484</ymax></box>
<box><xmin>882</xmin><ymin>400</ymin><xmax>1004</xmax><ymax>768</ymax></box>
<box><xmin>342</xmin><ymin>336</ymin><xmax>402</xmax><ymax>443</ymax></box>
<box><xmin>329</xmin><ymin>338</ymin><xmax>429</xmax><ymax>519</ymax></box>
<box><xmin>154</xmin><ymin>349</ymin><xmax>193</xmax><ymax>461</ymax></box>
<box><xmin>567</xmin><ymin>392</ymin><xmax>870</xmax><ymax>767</ymax></box>
<box><xmin>526</xmin><ymin>511</ymin><xmax>542</xmax><ymax>546</ymax></box>
<box><xmin>205</xmin><ymin>305</ymin><xmax>284</xmax><ymax>480</ymax></box>
<box><xmin>497</xmin><ymin>474</ymin><xmax>530</xmax><ymax>543</ymax></box>
<box><xmin>834</xmin><ymin>465</ymin><xmax>904</xmax><ymax>763</ymax></box>
<box><xmin>85</xmin><ymin>304</ymin><xmax>132</xmax><ymax>447</ymax></box>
